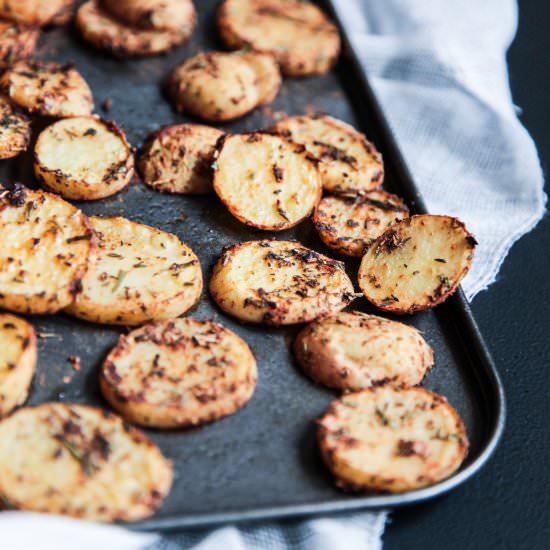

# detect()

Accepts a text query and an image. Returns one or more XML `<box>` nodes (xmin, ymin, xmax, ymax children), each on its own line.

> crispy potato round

<box><xmin>272</xmin><ymin>115</ymin><xmax>384</xmax><ymax>195</ymax></box>
<box><xmin>209</xmin><ymin>240</ymin><xmax>355</xmax><ymax>325</ymax></box>
<box><xmin>0</xmin><ymin>185</ymin><xmax>95</xmax><ymax>315</ymax></box>
<box><xmin>218</xmin><ymin>0</ymin><xmax>341</xmax><ymax>76</ymax></box>
<box><xmin>76</xmin><ymin>1</ymin><xmax>192</xmax><ymax>58</ymax></box>
<box><xmin>165</xmin><ymin>51</ymin><xmax>259</xmax><ymax>121</ymax></box>
<box><xmin>313</xmin><ymin>191</ymin><xmax>409</xmax><ymax>257</ymax></box>
<box><xmin>0</xmin><ymin>0</ymin><xmax>74</xmax><ymax>27</ymax></box>
<box><xmin>238</xmin><ymin>50</ymin><xmax>281</xmax><ymax>105</ymax></box>
<box><xmin>138</xmin><ymin>123</ymin><xmax>224</xmax><ymax>194</ymax></box>
<box><xmin>34</xmin><ymin>117</ymin><xmax>134</xmax><ymax>201</ymax></box>
<box><xmin>0</xmin><ymin>94</ymin><xmax>31</xmax><ymax>160</ymax></box>
<box><xmin>213</xmin><ymin>132</ymin><xmax>322</xmax><ymax>231</ymax></box>
<box><xmin>100</xmin><ymin>318</ymin><xmax>257</xmax><ymax>428</ymax></box>
<box><xmin>0</xmin><ymin>314</ymin><xmax>36</xmax><ymax>418</ymax></box>
<box><xmin>0</xmin><ymin>20</ymin><xmax>40</xmax><ymax>68</ymax></box>
<box><xmin>100</xmin><ymin>0</ymin><xmax>196</xmax><ymax>33</ymax></box>
<box><xmin>0</xmin><ymin>60</ymin><xmax>93</xmax><ymax>118</ymax></box>
<box><xmin>358</xmin><ymin>215</ymin><xmax>476</xmax><ymax>314</ymax></box>
<box><xmin>318</xmin><ymin>387</ymin><xmax>468</xmax><ymax>493</ymax></box>
<box><xmin>0</xmin><ymin>403</ymin><xmax>173</xmax><ymax>522</ymax></box>
<box><xmin>65</xmin><ymin>216</ymin><xmax>203</xmax><ymax>326</ymax></box>
<box><xmin>294</xmin><ymin>311</ymin><xmax>433</xmax><ymax>391</ymax></box>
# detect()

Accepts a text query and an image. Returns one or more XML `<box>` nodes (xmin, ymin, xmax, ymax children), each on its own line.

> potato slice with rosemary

<box><xmin>65</xmin><ymin>216</ymin><xmax>203</xmax><ymax>326</ymax></box>
<box><xmin>238</xmin><ymin>50</ymin><xmax>281</xmax><ymax>105</ymax></box>
<box><xmin>213</xmin><ymin>132</ymin><xmax>322</xmax><ymax>231</ymax></box>
<box><xmin>0</xmin><ymin>314</ymin><xmax>36</xmax><ymax>418</ymax></box>
<box><xmin>209</xmin><ymin>240</ymin><xmax>355</xmax><ymax>325</ymax></box>
<box><xmin>0</xmin><ymin>184</ymin><xmax>95</xmax><ymax>315</ymax></box>
<box><xmin>358</xmin><ymin>215</ymin><xmax>476</xmax><ymax>314</ymax></box>
<box><xmin>318</xmin><ymin>387</ymin><xmax>468</xmax><ymax>493</ymax></box>
<box><xmin>34</xmin><ymin>116</ymin><xmax>134</xmax><ymax>201</ymax></box>
<box><xmin>0</xmin><ymin>0</ymin><xmax>74</xmax><ymax>27</ymax></box>
<box><xmin>0</xmin><ymin>94</ymin><xmax>31</xmax><ymax>160</ymax></box>
<box><xmin>101</xmin><ymin>318</ymin><xmax>257</xmax><ymax>428</ymax></box>
<box><xmin>0</xmin><ymin>403</ymin><xmax>173</xmax><ymax>522</ymax></box>
<box><xmin>0</xmin><ymin>20</ymin><xmax>39</xmax><ymax>69</ymax></box>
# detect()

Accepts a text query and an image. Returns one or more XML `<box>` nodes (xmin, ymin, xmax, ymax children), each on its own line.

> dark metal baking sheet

<box><xmin>0</xmin><ymin>0</ymin><xmax>505</xmax><ymax>530</ymax></box>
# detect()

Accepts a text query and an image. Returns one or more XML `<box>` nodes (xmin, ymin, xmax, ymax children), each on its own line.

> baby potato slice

<box><xmin>272</xmin><ymin>115</ymin><xmax>384</xmax><ymax>195</ymax></box>
<box><xmin>209</xmin><ymin>240</ymin><xmax>355</xmax><ymax>325</ymax></box>
<box><xmin>100</xmin><ymin>0</ymin><xmax>196</xmax><ymax>33</ymax></box>
<box><xmin>0</xmin><ymin>20</ymin><xmax>39</xmax><ymax>69</ymax></box>
<box><xmin>218</xmin><ymin>0</ymin><xmax>341</xmax><ymax>76</ymax></box>
<box><xmin>76</xmin><ymin>1</ymin><xmax>193</xmax><ymax>58</ymax></box>
<box><xmin>0</xmin><ymin>94</ymin><xmax>31</xmax><ymax>160</ymax></box>
<box><xmin>358</xmin><ymin>215</ymin><xmax>476</xmax><ymax>314</ymax></box>
<box><xmin>34</xmin><ymin>116</ymin><xmax>134</xmax><ymax>201</ymax></box>
<box><xmin>0</xmin><ymin>0</ymin><xmax>74</xmax><ymax>27</ymax></box>
<box><xmin>318</xmin><ymin>387</ymin><xmax>468</xmax><ymax>493</ymax></box>
<box><xmin>294</xmin><ymin>311</ymin><xmax>433</xmax><ymax>391</ymax></box>
<box><xmin>213</xmin><ymin>132</ymin><xmax>322</xmax><ymax>231</ymax></box>
<box><xmin>101</xmin><ymin>318</ymin><xmax>257</xmax><ymax>428</ymax></box>
<box><xmin>238</xmin><ymin>50</ymin><xmax>281</xmax><ymax>105</ymax></box>
<box><xmin>0</xmin><ymin>314</ymin><xmax>36</xmax><ymax>418</ymax></box>
<box><xmin>165</xmin><ymin>51</ymin><xmax>259</xmax><ymax>121</ymax></box>
<box><xmin>138</xmin><ymin>123</ymin><xmax>224</xmax><ymax>194</ymax></box>
<box><xmin>0</xmin><ymin>184</ymin><xmax>95</xmax><ymax>315</ymax></box>
<box><xmin>0</xmin><ymin>60</ymin><xmax>93</xmax><ymax>118</ymax></box>
<box><xmin>0</xmin><ymin>403</ymin><xmax>173</xmax><ymax>522</ymax></box>
<box><xmin>65</xmin><ymin>216</ymin><xmax>203</xmax><ymax>326</ymax></box>
<box><xmin>313</xmin><ymin>191</ymin><xmax>409</xmax><ymax>257</ymax></box>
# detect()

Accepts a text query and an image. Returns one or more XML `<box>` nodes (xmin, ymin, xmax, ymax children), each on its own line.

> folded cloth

<box><xmin>2</xmin><ymin>1</ymin><xmax>543</xmax><ymax>549</ymax></box>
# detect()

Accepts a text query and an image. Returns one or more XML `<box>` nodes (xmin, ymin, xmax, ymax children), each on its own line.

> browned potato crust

<box><xmin>0</xmin><ymin>20</ymin><xmax>39</xmax><ymax>68</ymax></box>
<box><xmin>313</xmin><ymin>191</ymin><xmax>409</xmax><ymax>257</ymax></box>
<box><xmin>0</xmin><ymin>94</ymin><xmax>31</xmax><ymax>160</ymax></box>
<box><xmin>238</xmin><ymin>50</ymin><xmax>281</xmax><ymax>105</ymax></box>
<box><xmin>0</xmin><ymin>0</ymin><xmax>74</xmax><ymax>27</ymax></box>
<box><xmin>318</xmin><ymin>387</ymin><xmax>468</xmax><ymax>492</ymax></box>
<box><xmin>100</xmin><ymin>318</ymin><xmax>257</xmax><ymax>428</ymax></box>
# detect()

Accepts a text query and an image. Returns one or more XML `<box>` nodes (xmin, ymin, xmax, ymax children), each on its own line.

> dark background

<box><xmin>384</xmin><ymin>2</ymin><xmax>549</xmax><ymax>548</ymax></box>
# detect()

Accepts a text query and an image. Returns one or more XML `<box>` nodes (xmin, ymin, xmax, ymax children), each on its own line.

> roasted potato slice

<box><xmin>76</xmin><ymin>1</ymin><xmax>193</xmax><ymax>58</ymax></box>
<box><xmin>0</xmin><ymin>184</ymin><xmax>95</xmax><ymax>315</ymax></box>
<box><xmin>272</xmin><ymin>115</ymin><xmax>384</xmax><ymax>195</ymax></box>
<box><xmin>358</xmin><ymin>215</ymin><xmax>476</xmax><ymax>314</ymax></box>
<box><xmin>0</xmin><ymin>20</ymin><xmax>39</xmax><ymax>68</ymax></box>
<box><xmin>101</xmin><ymin>318</ymin><xmax>257</xmax><ymax>428</ymax></box>
<box><xmin>209</xmin><ymin>240</ymin><xmax>355</xmax><ymax>325</ymax></box>
<box><xmin>0</xmin><ymin>314</ymin><xmax>36</xmax><ymax>418</ymax></box>
<box><xmin>218</xmin><ymin>0</ymin><xmax>340</xmax><ymax>76</ymax></box>
<box><xmin>34</xmin><ymin>116</ymin><xmax>134</xmax><ymax>201</ymax></box>
<box><xmin>0</xmin><ymin>60</ymin><xmax>93</xmax><ymax>118</ymax></box>
<box><xmin>238</xmin><ymin>50</ymin><xmax>281</xmax><ymax>105</ymax></box>
<box><xmin>213</xmin><ymin>132</ymin><xmax>322</xmax><ymax>231</ymax></box>
<box><xmin>0</xmin><ymin>94</ymin><xmax>31</xmax><ymax>160</ymax></box>
<box><xmin>138</xmin><ymin>123</ymin><xmax>224</xmax><ymax>194</ymax></box>
<box><xmin>0</xmin><ymin>0</ymin><xmax>74</xmax><ymax>27</ymax></box>
<box><xmin>165</xmin><ymin>51</ymin><xmax>259</xmax><ymax>121</ymax></box>
<box><xmin>294</xmin><ymin>311</ymin><xmax>433</xmax><ymax>391</ymax></box>
<box><xmin>0</xmin><ymin>403</ymin><xmax>173</xmax><ymax>522</ymax></box>
<box><xmin>313</xmin><ymin>191</ymin><xmax>409</xmax><ymax>257</ymax></box>
<box><xmin>65</xmin><ymin>216</ymin><xmax>203</xmax><ymax>326</ymax></box>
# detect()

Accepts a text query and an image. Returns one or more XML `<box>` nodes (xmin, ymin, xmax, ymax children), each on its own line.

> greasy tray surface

<box><xmin>0</xmin><ymin>0</ymin><xmax>504</xmax><ymax>529</ymax></box>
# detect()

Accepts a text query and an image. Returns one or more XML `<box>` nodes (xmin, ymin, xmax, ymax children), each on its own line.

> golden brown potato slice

<box><xmin>0</xmin><ymin>0</ymin><xmax>74</xmax><ymax>27</ymax></box>
<box><xmin>358</xmin><ymin>215</ymin><xmax>476</xmax><ymax>314</ymax></box>
<box><xmin>0</xmin><ymin>94</ymin><xmax>31</xmax><ymax>160</ymax></box>
<box><xmin>0</xmin><ymin>403</ymin><xmax>173</xmax><ymax>521</ymax></box>
<box><xmin>100</xmin><ymin>0</ymin><xmax>196</xmax><ymax>33</ymax></box>
<box><xmin>101</xmin><ymin>318</ymin><xmax>257</xmax><ymax>428</ymax></box>
<box><xmin>213</xmin><ymin>132</ymin><xmax>322</xmax><ymax>231</ymax></box>
<box><xmin>165</xmin><ymin>51</ymin><xmax>260</xmax><ymax>121</ymax></box>
<box><xmin>209</xmin><ymin>240</ymin><xmax>355</xmax><ymax>325</ymax></box>
<box><xmin>294</xmin><ymin>311</ymin><xmax>433</xmax><ymax>391</ymax></box>
<box><xmin>313</xmin><ymin>191</ymin><xmax>409</xmax><ymax>257</ymax></box>
<box><xmin>0</xmin><ymin>20</ymin><xmax>40</xmax><ymax>68</ymax></box>
<box><xmin>0</xmin><ymin>60</ymin><xmax>93</xmax><ymax>117</ymax></box>
<box><xmin>76</xmin><ymin>1</ymin><xmax>193</xmax><ymax>58</ymax></box>
<box><xmin>238</xmin><ymin>50</ymin><xmax>281</xmax><ymax>105</ymax></box>
<box><xmin>34</xmin><ymin>116</ymin><xmax>134</xmax><ymax>201</ymax></box>
<box><xmin>65</xmin><ymin>216</ymin><xmax>203</xmax><ymax>326</ymax></box>
<box><xmin>0</xmin><ymin>314</ymin><xmax>36</xmax><ymax>418</ymax></box>
<box><xmin>218</xmin><ymin>0</ymin><xmax>341</xmax><ymax>76</ymax></box>
<box><xmin>272</xmin><ymin>115</ymin><xmax>384</xmax><ymax>195</ymax></box>
<box><xmin>0</xmin><ymin>185</ymin><xmax>95</xmax><ymax>315</ymax></box>
<box><xmin>318</xmin><ymin>387</ymin><xmax>468</xmax><ymax>493</ymax></box>
<box><xmin>138</xmin><ymin>123</ymin><xmax>224</xmax><ymax>194</ymax></box>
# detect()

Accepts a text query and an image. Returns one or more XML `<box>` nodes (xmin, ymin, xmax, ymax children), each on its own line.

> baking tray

<box><xmin>0</xmin><ymin>0</ymin><xmax>505</xmax><ymax>530</ymax></box>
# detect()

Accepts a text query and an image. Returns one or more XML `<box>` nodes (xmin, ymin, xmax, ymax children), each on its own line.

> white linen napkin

<box><xmin>1</xmin><ymin>0</ymin><xmax>544</xmax><ymax>549</ymax></box>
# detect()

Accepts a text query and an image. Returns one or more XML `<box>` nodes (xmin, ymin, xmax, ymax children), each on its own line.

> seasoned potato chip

<box><xmin>0</xmin><ymin>20</ymin><xmax>39</xmax><ymax>68</ymax></box>
<box><xmin>0</xmin><ymin>94</ymin><xmax>31</xmax><ymax>160</ymax></box>
<box><xmin>0</xmin><ymin>0</ymin><xmax>74</xmax><ymax>27</ymax></box>
<box><xmin>238</xmin><ymin>50</ymin><xmax>281</xmax><ymax>105</ymax></box>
